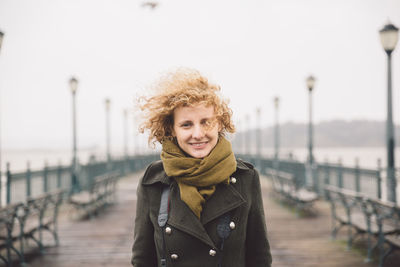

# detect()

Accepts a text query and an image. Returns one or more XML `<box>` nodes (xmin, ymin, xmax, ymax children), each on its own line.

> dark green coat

<box><xmin>131</xmin><ymin>159</ymin><xmax>272</xmax><ymax>267</ymax></box>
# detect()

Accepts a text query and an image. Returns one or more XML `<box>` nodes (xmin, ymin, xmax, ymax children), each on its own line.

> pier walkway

<box><xmin>26</xmin><ymin>171</ymin><xmax>400</xmax><ymax>267</ymax></box>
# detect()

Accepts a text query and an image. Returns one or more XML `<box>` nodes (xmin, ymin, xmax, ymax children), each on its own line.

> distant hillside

<box><xmin>235</xmin><ymin>120</ymin><xmax>397</xmax><ymax>148</ymax></box>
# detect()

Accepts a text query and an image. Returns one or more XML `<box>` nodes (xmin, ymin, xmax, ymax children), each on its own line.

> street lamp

<box><xmin>256</xmin><ymin>107</ymin><xmax>262</xmax><ymax>169</ymax></box>
<box><xmin>0</xmin><ymin>31</ymin><xmax>4</xmax><ymax>53</ymax></box>
<box><xmin>69</xmin><ymin>77</ymin><xmax>79</xmax><ymax>192</ymax></box>
<box><xmin>256</xmin><ymin>107</ymin><xmax>261</xmax><ymax>157</ymax></box>
<box><xmin>273</xmin><ymin>97</ymin><xmax>280</xmax><ymax>170</ymax></box>
<box><xmin>105</xmin><ymin>98</ymin><xmax>111</xmax><ymax>169</ymax></box>
<box><xmin>236</xmin><ymin>120</ymin><xmax>242</xmax><ymax>154</ymax></box>
<box><xmin>306</xmin><ymin>75</ymin><xmax>316</xmax><ymax>189</ymax></box>
<box><xmin>380</xmin><ymin>21</ymin><xmax>399</xmax><ymax>203</ymax></box>
<box><xmin>123</xmin><ymin>109</ymin><xmax>128</xmax><ymax>158</ymax></box>
<box><xmin>245</xmin><ymin>114</ymin><xmax>250</xmax><ymax>155</ymax></box>
<box><xmin>240</xmin><ymin>119</ymin><xmax>245</xmax><ymax>155</ymax></box>
<box><xmin>306</xmin><ymin>75</ymin><xmax>315</xmax><ymax>165</ymax></box>
<box><xmin>123</xmin><ymin>109</ymin><xmax>129</xmax><ymax>174</ymax></box>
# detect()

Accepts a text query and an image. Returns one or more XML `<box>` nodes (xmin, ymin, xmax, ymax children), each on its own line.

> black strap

<box><xmin>158</xmin><ymin>185</ymin><xmax>170</xmax><ymax>227</ymax></box>
<box><xmin>158</xmin><ymin>185</ymin><xmax>170</xmax><ymax>267</ymax></box>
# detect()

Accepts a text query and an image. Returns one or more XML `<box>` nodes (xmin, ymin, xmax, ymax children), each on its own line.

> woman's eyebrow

<box><xmin>178</xmin><ymin>119</ymin><xmax>192</xmax><ymax>124</ymax></box>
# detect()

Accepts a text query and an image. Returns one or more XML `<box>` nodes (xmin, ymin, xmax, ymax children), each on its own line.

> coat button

<box><xmin>229</xmin><ymin>221</ymin><xmax>236</xmax><ymax>230</ymax></box>
<box><xmin>171</xmin><ymin>254</ymin><xmax>178</xmax><ymax>260</ymax></box>
<box><xmin>209</xmin><ymin>249</ymin><xmax>217</xmax><ymax>256</ymax></box>
<box><xmin>165</xmin><ymin>227</ymin><xmax>172</xmax><ymax>234</ymax></box>
<box><xmin>230</xmin><ymin>177</ymin><xmax>237</xmax><ymax>184</ymax></box>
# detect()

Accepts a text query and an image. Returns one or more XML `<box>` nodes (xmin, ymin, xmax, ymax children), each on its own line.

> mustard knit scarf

<box><xmin>161</xmin><ymin>136</ymin><xmax>237</xmax><ymax>218</ymax></box>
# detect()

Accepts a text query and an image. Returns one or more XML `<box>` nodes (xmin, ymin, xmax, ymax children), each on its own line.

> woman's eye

<box><xmin>181</xmin><ymin>122</ymin><xmax>191</xmax><ymax>127</ymax></box>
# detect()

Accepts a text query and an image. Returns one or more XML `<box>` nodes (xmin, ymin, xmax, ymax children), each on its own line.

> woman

<box><xmin>131</xmin><ymin>68</ymin><xmax>272</xmax><ymax>267</ymax></box>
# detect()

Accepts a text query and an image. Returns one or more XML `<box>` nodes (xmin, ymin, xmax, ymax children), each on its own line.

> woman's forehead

<box><xmin>173</xmin><ymin>104</ymin><xmax>215</xmax><ymax>120</ymax></box>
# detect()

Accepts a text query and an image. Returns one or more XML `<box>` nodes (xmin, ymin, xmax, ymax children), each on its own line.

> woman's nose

<box><xmin>192</xmin><ymin>124</ymin><xmax>205</xmax><ymax>139</ymax></box>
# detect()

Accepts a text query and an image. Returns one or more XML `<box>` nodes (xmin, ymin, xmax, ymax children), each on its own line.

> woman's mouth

<box><xmin>189</xmin><ymin>141</ymin><xmax>208</xmax><ymax>149</ymax></box>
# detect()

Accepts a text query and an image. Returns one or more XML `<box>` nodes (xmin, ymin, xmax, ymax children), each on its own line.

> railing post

<box><xmin>26</xmin><ymin>161</ymin><xmax>31</xmax><ymax>198</ymax></box>
<box><xmin>6</xmin><ymin>163</ymin><xmax>11</xmax><ymax>204</ymax></box>
<box><xmin>324</xmin><ymin>158</ymin><xmax>330</xmax><ymax>185</ymax></box>
<box><xmin>313</xmin><ymin>163</ymin><xmax>319</xmax><ymax>194</ymax></box>
<box><xmin>43</xmin><ymin>161</ymin><xmax>49</xmax><ymax>193</ymax></box>
<box><xmin>337</xmin><ymin>158</ymin><xmax>343</xmax><ymax>188</ymax></box>
<box><xmin>57</xmin><ymin>160</ymin><xmax>62</xmax><ymax>189</ymax></box>
<box><xmin>323</xmin><ymin>159</ymin><xmax>330</xmax><ymax>199</ymax></box>
<box><xmin>377</xmin><ymin>158</ymin><xmax>382</xmax><ymax>200</ymax></box>
<box><xmin>355</xmin><ymin>158</ymin><xmax>360</xmax><ymax>193</ymax></box>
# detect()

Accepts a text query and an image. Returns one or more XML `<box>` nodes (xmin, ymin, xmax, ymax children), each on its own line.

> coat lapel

<box><xmin>201</xmin><ymin>182</ymin><xmax>246</xmax><ymax>225</ymax></box>
<box><xmin>167</xmin><ymin>183</ymin><xmax>216</xmax><ymax>248</ymax></box>
<box><xmin>156</xmin><ymin>160</ymin><xmax>248</xmax><ymax>248</ymax></box>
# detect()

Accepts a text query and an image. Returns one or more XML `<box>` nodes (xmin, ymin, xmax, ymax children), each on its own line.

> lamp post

<box><xmin>105</xmin><ymin>98</ymin><xmax>111</xmax><ymax>169</ymax></box>
<box><xmin>123</xmin><ymin>109</ymin><xmax>128</xmax><ymax>158</ymax></box>
<box><xmin>380</xmin><ymin>22</ymin><xmax>399</xmax><ymax>203</ymax></box>
<box><xmin>0</xmin><ymin>31</ymin><xmax>4</xmax><ymax>52</ymax></box>
<box><xmin>123</xmin><ymin>109</ymin><xmax>129</xmax><ymax>174</ymax></box>
<box><xmin>306</xmin><ymin>75</ymin><xmax>316</xmax><ymax>189</ymax></box>
<box><xmin>245</xmin><ymin>114</ymin><xmax>250</xmax><ymax>155</ymax></box>
<box><xmin>236</xmin><ymin>120</ymin><xmax>242</xmax><ymax>154</ymax></box>
<box><xmin>274</xmin><ymin>97</ymin><xmax>280</xmax><ymax>170</ymax></box>
<box><xmin>256</xmin><ymin>107</ymin><xmax>262</xmax><ymax>169</ymax></box>
<box><xmin>69</xmin><ymin>77</ymin><xmax>79</xmax><ymax>193</ymax></box>
<box><xmin>256</xmin><ymin>108</ymin><xmax>261</xmax><ymax>156</ymax></box>
<box><xmin>241</xmin><ymin>119</ymin><xmax>245</xmax><ymax>155</ymax></box>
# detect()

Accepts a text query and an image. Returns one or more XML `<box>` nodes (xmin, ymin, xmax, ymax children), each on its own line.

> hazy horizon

<box><xmin>0</xmin><ymin>0</ymin><xmax>399</xmax><ymax>153</ymax></box>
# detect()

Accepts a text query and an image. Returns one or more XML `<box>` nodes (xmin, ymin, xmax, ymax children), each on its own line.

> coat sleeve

<box><xmin>245</xmin><ymin>169</ymin><xmax>272</xmax><ymax>267</ymax></box>
<box><xmin>131</xmin><ymin>179</ymin><xmax>158</xmax><ymax>267</ymax></box>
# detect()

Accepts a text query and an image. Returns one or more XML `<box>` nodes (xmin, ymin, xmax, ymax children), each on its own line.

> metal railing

<box><xmin>238</xmin><ymin>154</ymin><xmax>382</xmax><ymax>200</ymax></box>
<box><xmin>315</xmin><ymin>161</ymin><xmax>381</xmax><ymax>199</ymax></box>
<box><xmin>1</xmin><ymin>154</ymin><xmax>159</xmax><ymax>206</ymax></box>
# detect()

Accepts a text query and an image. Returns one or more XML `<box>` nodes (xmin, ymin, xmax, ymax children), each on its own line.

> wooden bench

<box><xmin>324</xmin><ymin>185</ymin><xmax>368</xmax><ymax>248</ymax></box>
<box><xmin>266</xmin><ymin>168</ymin><xmax>318</xmax><ymax>216</ymax></box>
<box><xmin>68</xmin><ymin>171</ymin><xmax>119</xmax><ymax>219</ymax></box>
<box><xmin>0</xmin><ymin>189</ymin><xmax>65</xmax><ymax>266</ymax></box>
<box><xmin>0</xmin><ymin>203</ymin><xmax>24</xmax><ymax>266</ymax></box>
<box><xmin>324</xmin><ymin>185</ymin><xmax>400</xmax><ymax>265</ymax></box>
<box><xmin>367</xmin><ymin>197</ymin><xmax>400</xmax><ymax>267</ymax></box>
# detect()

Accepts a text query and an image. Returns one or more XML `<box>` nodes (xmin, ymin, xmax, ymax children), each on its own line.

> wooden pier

<box><xmin>25</xmin><ymin>171</ymin><xmax>400</xmax><ymax>267</ymax></box>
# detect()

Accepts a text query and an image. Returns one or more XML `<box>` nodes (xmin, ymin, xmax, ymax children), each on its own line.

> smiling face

<box><xmin>172</xmin><ymin>103</ymin><xmax>220</xmax><ymax>159</ymax></box>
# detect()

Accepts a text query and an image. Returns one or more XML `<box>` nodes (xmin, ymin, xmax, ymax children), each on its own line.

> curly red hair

<box><xmin>138</xmin><ymin>68</ymin><xmax>235</xmax><ymax>145</ymax></box>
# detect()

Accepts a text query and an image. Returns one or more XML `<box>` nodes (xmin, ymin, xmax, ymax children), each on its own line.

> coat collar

<box><xmin>141</xmin><ymin>159</ymin><xmax>250</xmax><ymax>186</ymax></box>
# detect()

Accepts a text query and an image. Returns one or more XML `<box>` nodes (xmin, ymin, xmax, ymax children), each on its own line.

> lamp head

<box><xmin>379</xmin><ymin>22</ymin><xmax>399</xmax><ymax>54</ymax></box>
<box><xmin>105</xmin><ymin>98</ymin><xmax>111</xmax><ymax>110</ymax></box>
<box><xmin>306</xmin><ymin>75</ymin><xmax>316</xmax><ymax>91</ymax></box>
<box><xmin>274</xmin><ymin>96</ymin><xmax>279</xmax><ymax>108</ymax></box>
<box><xmin>0</xmin><ymin>31</ymin><xmax>4</xmax><ymax>53</ymax></box>
<box><xmin>69</xmin><ymin>77</ymin><xmax>78</xmax><ymax>94</ymax></box>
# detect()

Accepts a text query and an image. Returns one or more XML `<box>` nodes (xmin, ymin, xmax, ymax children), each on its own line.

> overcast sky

<box><xmin>0</xmin><ymin>0</ymin><xmax>399</xmax><ymax>153</ymax></box>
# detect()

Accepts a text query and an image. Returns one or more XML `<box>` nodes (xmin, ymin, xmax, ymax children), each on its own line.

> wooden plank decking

<box><xmin>24</xmin><ymin>171</ymin><xmax>400</xmax><ymax>267</ymax></box>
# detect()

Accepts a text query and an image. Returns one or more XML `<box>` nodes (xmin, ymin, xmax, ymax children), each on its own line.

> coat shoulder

<box><xmin>236</xmin><ymin>158</ymin><xmax>254</xmax><ymax>170</ymax></box>
<box><xmin>141</xmin><ymin>160</ymin><xmax>169</xmax><ymax>185</ymax></box>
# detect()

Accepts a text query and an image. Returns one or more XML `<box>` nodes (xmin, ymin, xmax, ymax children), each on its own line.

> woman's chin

<box><xmin>188</xmin><ymin>149</ymin><xmax>210</xmax><ymax>159</ymax></box>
